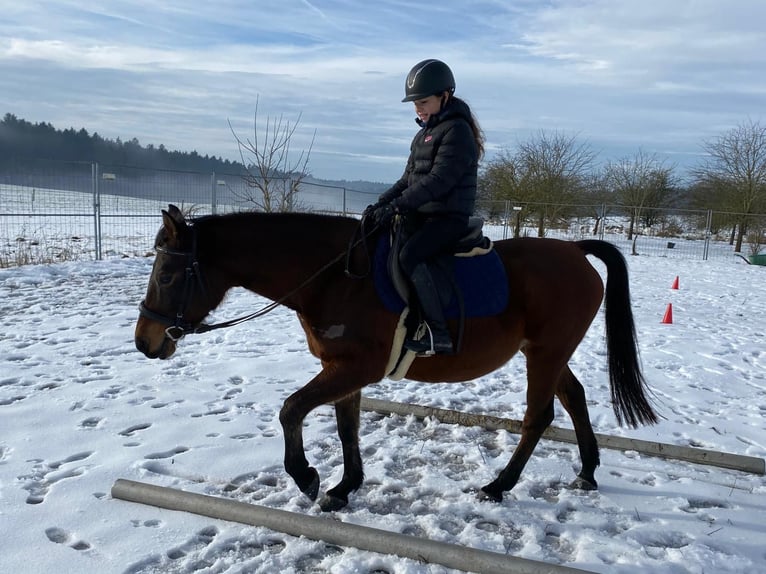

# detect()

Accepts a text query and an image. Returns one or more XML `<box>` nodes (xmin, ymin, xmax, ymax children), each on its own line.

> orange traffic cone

<box><xmin>661</xmin><ymin>303</ymin><xmax>673</xmax><ymax>324</ymax></box>
<box><xmin>671</xmin><ymin>276</ymin><xmax>679</xmax><ymax>290</ymax></box>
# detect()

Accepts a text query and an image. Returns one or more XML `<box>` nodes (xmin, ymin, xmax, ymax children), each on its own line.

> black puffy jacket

<box><xmin>379</xmin><ymin>98</ymin><xmax>478</xmax><ymax>217</ymax></box>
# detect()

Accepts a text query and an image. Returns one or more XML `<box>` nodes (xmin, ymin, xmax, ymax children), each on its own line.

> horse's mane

<box><xmin>191</xmin><ymin>210</ymin><xmax>357</xmax><ymax>227</ymax></box>
<box><xmin>187</xmin><ymin>211</ymin><xmax>366</xmax><ymax>253</ymax></box>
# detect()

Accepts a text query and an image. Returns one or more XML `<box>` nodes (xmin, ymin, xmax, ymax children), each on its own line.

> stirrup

<box><xmin>404</xmin><ymin>322</ymin><xmax>453</xmax><ymax>357</ymax></box>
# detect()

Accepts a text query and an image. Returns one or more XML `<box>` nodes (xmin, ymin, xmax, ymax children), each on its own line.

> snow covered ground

<box><xmin>1</xmin><ymin>240</ymin><xmax>765</xmax><ymax>573</ymax></box>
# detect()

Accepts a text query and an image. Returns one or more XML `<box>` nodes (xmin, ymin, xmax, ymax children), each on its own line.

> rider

<box><xmin>367</xmin><ymin>59</ymin><xmax>485</xmax><ymax>355</ymax></box>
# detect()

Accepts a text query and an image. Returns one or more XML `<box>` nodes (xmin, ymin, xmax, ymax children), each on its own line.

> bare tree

<box><xmin>603</xmin><ymin>150</ymin><xmax>678</xmax><ymax>248</ymax></box>
<box><xmin>517</xmin><ymin>130</ymin><xmax>596</xmax><ymax>237</ymax></box>
<box><xmin>579</xmin><ymin>171</ymin><xmax>614</xmax><ymax>236</ymax></box>
<box><xmin>480</xmin><ymin>149</ymin><xmax>545</xmax><ymax>237</ymax></box>
<box><xmin>229</xmin><ymin>97</ymin><xmax>316</xmax><ymax>212</ymax></box>
<box><xmin>480</xmin><ymin>131</ymin><xmax>595</xmax><ymax>237</ymax></box>
<box><xmin>692</xmin><ymin>118</ymin><xmax>766</xmax><ymax>252</ymax></box>
<box><xmin>478</xmin><ymin>149</ymin><xmax>523</xmax><ymax>223</ymax></box>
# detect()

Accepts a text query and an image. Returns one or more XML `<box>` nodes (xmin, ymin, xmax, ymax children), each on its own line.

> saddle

<box><xmin>387</xmin><ymin>216</ymin><xmax>493</xmax><ymax>306</ymax></box>
<box><xmin>372</xmin><ymin>217</ymin><xmax>509</xmax><ymax>378</ymax></box>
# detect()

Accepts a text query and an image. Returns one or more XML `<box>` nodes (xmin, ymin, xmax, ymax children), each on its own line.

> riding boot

<box><xmin>404</xmin><ymin>264</ymin><xmax>454</xmax><ymax>356</ymax></box>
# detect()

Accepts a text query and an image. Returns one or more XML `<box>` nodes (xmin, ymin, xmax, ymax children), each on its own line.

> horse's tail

<box><xmin>577</xmin><ymin>240</ymin><xmax>659</xmax><ymax>428</ymax></box>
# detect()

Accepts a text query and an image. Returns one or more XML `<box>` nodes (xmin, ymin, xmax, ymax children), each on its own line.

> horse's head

<box><xmin>135</xmin><ymin>204</ymin><xmax>218</xmax><ymax>359</ymax></box>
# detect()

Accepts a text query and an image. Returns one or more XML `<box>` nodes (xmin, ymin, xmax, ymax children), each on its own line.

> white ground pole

<box><xmin>360</xmin><ymin>398</ymin><xmax>765</xmax><ymax>475</ymax></box>
<box><xmin>112</xmin><ymin>479</ymin><xmax>593</xmax><ymax>574</ymax></box>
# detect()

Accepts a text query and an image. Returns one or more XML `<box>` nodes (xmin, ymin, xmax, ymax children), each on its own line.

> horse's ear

<box><xmin>161</xmin><ymin>204</ymin><xmax>186</xmax><ymax>239</ymax></box>
<box><xmin>166</xmin><ymin>204</ymin><xmax>183</xmax><ymax>219</ymax></box>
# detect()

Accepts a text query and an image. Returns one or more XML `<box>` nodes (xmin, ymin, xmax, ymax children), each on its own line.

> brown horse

<box><xmin>135</xmin><ymin>204</ymin><xmax>657</xmax><ymax>511</ymax></box>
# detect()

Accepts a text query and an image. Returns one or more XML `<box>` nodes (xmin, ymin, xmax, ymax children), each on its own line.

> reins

<box><xmin>344</xmin><ymin>215</ymin><xmax>378</xmax><ymax>280</ymax></box>
<box><xmin>195</xmin><ymin>249</ymin><xmax>349</xmax><ymax>334</ymax></box>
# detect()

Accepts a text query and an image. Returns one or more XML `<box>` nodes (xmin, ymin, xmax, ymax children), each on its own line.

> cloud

<box><xmin>1</xmin><ymin>1</ymin><xmax>764</xmax><ymax>181</ymax></box>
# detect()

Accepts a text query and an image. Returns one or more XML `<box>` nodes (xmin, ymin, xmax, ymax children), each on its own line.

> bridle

<box><xmin>138</xmin><ymin>216</ymin><xmax>380</xmax><ymax>342</ymax></box>
<box><xmin>138</xmin><ymin>227</ymin><xmax>218</xmax><ymax>342</ymax></box>
<box><xmin>138</xmin><ymin>230</ymin><xmax>288</xmax><ymax>341</ymax></box>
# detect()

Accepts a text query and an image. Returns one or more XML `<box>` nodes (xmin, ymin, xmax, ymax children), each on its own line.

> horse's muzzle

<box><xmin>133</xmin><ymin>317</ymin><xmax>176</xmax><ymax>359</ymax></box>
<box><xmin>134</xmin><ymin>332</ymin><xmax>176</xmax><ymax>360</ymax></box>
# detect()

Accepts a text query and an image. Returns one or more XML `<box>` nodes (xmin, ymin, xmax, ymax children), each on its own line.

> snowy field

<box><xmin>1</xmin><ymin>217</ymin><xmax>766</xmax><ymax>573</ymax></box>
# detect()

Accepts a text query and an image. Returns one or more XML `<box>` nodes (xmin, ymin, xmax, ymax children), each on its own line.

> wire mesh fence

<box><xmin>474</xmin><ymin>199</ymin><xmax>765</xmax><ymax>262</ymax></box>
<box><xmin>1</xmin><ymin>160</ymin><xmax>764</xmax><ymax>267</ymax></box>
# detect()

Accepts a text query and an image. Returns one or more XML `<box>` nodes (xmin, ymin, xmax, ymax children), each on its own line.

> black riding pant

<box><xmin>398</xmin><ymin>214</ymin><xmax>469</xmax><ymax>277</ymax></box>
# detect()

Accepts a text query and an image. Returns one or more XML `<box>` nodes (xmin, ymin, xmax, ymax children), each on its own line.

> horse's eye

<box><xmin>158</xmin><ymin>273</ymin><xmax>174</xmax><ymax>285</ymax></box>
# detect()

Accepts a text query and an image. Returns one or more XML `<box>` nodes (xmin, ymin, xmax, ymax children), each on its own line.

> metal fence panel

<box><xmin>1</xmin><ymin>161</ymin><xmax>97</xmax><ymax>265</ymax></box>
<box><xmin>2</xmin><ymin>160</ymin><xmax>764</xmax><ymax>267</ymax></box>
<box><xmin>476</xmin><ymin>200</ymin><xmax>763</xmax><ymax>261</ymax></box>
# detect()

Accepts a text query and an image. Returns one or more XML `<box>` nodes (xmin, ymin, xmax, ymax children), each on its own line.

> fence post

<box><xmin>703</xmin><ymin>209</ymin><xmax>712</xmax><ymax>260</ymax></box>
<box><xmin>502</xmin><ymin>200</ymin><xmax>510</xmax><ymax>240</ymax></box>
<box><xmin>211</xmin><ymin>172</ymin><xmax>217</xmax><ymax>215</ymax></box>
<box><xmin>342</xmin><ymin>187</ymin><xmax>347</xmax><ymax>216</ymax></box>
<box><xmin>599</xmin><ymin>204</ymin><xmax>606</xmax><ymax>241</ymax></box>
<box><xmin>92</xmin><ymin>162</ymin><xmax>102</xmax><ymax>261</ymax></box>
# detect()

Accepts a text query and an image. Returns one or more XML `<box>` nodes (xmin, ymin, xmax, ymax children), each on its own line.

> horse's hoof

<box><xmin>477</xmin><ymin>488</ymin><xmax>503</xmax><ymax>503</ymax></box>
<box><xmin>300</xmin><ymin>468</ymin><xmax>320</xmax><ymax>501</ymax></box>
<box><xmin>569</xmin><ymin>476</ymin><xmax>598</xmax><ymax>491</ymax></box>
<box><xmin>318</xmin><ymin>494</ymin><xmax>348</xmax><ymax>512</ymax></box>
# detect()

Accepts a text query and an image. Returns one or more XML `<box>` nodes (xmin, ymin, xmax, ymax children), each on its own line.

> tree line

<box><xmin>0</xmin><ymin>113</ymin><xmax>243</xmax><ymax>174</ymax></box>
<box><xmin>479</xmin><ymin>119</ymin><xmax>766</xmax><ymax>252</ymax></box>
<box><xmin>0</xmin><ymin>111</ymin><xmax>384</xmax><ymax>214</ymax></box>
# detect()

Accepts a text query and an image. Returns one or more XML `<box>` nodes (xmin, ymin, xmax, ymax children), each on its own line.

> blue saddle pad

<box><xmin>373</xmin><ymin>235</ymin><xmax>509</xmax><ymax>318</ymax></box>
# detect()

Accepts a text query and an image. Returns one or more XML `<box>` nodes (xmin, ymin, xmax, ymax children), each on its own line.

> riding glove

<box><xmin>363</xmin><ymin>201</ymin><xmax>383</xmax><ymax>220</ymax></box>
<box><xmin>372</xmin><ymin>203</ymin><xmax>399</xmax><ymax>226</ymax></box>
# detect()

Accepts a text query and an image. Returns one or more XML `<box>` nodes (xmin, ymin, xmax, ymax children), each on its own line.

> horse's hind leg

<box><xmin>556</xmin><ymin>366</ymin><xmax>600</xmax><ymax>490</ymax></box>
<box><xmin>479</xmin><ymin>348</ymin><xmax>560</xmax><ymax>502</ymax></box>
<box><xmin>319</xmin><ymin>390</ymin><xmax>364</xmax><ymax>511</ymax></box>
<box><xmin>479</xmin><ymin>397</ymin><xmax>555</xmax><ymax>502</ymax></box>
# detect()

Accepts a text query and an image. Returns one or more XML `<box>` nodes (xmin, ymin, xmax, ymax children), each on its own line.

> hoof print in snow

<box><xmin>20</xmin><ymin>452</ymin><xmax>94</xmax><ymax>504</ymax></box>
<box><xmin>45</xmin><ymin>527</ymin><xmax>91</xmax><ymax>551</ymax></box>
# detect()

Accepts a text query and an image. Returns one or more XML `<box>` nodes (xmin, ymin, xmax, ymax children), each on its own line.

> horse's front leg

<box><xmin>278</xmin><ymin>365</ymin><xmax>369</xmax><ymax>507</ymax></box>
<box><xmin>319</xmin><ymin>390</ymin><xmax>363</xmax><ymax>511</ymax></box>
<box><xmin>279</xmin><ymin>391</ymin><xmax>320</xmax><ymax>500</ymax></box>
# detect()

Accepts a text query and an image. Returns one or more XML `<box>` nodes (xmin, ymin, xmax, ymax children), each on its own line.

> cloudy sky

<box><xmin>2</xmin><ymin>0</ymin><xmax>764</xmax><ymax>182</ymax></box>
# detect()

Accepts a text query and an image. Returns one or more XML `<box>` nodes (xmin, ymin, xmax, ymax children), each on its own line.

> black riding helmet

<box><xmin>402</xmin><ymin>59</ymin><xmax>455</xmax><ymax>102</ymax></box>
